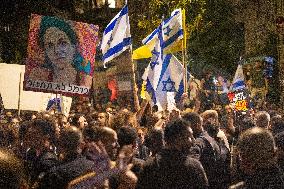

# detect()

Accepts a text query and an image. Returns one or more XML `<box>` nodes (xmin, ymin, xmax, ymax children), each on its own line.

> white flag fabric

<box><xmin>155</xmin><ymin>54</ymin><xmax>184</xmax><ymax>110</ymax></box>
<box><xmin>231</xmin><ymin>64</ymin><xmax>246</xmax><ymax>91</ymax></box>
<box><xmin>146</xmin><ymin>24</ymin><xmax>164</xmax><ymax>91</ymax></box>
<box><xmin>101</xmin><ymin>5</ymin><xmax>131</xmax><ymax>67</ymax></box>
<box><xmin>142</xmin><ymin>9</ymin><xmax>183</xmax><ymax>52</ymax></box>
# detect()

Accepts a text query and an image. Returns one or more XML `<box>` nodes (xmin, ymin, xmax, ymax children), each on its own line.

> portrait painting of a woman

<box><xmin>25</xmin><ymin>14</ymin><xmax>99</xmax><ymax>95</ymax></box>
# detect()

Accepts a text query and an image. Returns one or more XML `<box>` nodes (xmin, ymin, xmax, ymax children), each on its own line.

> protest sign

<box><xmin>24</xmin><ymin>14</ymin><xmax>99</xmax><ymax>96</ymax></box>
<box><xmin>0</xmin><ymin>63</ymin><xmax>72</xmax><ymax>115</ymax></box>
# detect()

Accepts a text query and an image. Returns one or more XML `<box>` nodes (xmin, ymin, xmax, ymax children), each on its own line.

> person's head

<box><xmin>144</xmin><ymin>128</ymin><xmax>165</xmax><ymax>155</ymax></box>
<box><xmin>19</xmin><ymin>119</ymin><xmax>56</xmax><ymax>151</ymax></box>
<box><xmin>70</xmin><ymin>113</ymin><xmax>87</xmax><ymax>130</ymax></box>
<box><xmin>241</xmin><ymin>117</ymin><xmax>256</xmax><ymax>133</ymax></box>
<box><xmin>39</xmin><ymin>16</ymin><xmax>77</xmax><ymax>70</ymax></box>
<box><xmin>237</xmin><ymin>127</ymin><xmax>276</xmax><ymax>174</ymax></box>
<box><xmin>97</xmin><ymin>112</ymin><xmax>108</xmax><ymax>127</ymax></box>
<box><xmin>275</xmin><ymin>132</ymin><xmax>284</xmax><ymax>162</ymax></box>
<box><xmin>0</xmin><ymin>149</ymin><xmax>27</xmax><ymax>189</ymax></box>
<box><xmin>255</xmin><ymin>111</ymin><xmax>270</xmax><ymax>129</ymax></box>
<box><xmin>82</xmin><ymin>126</ymin><xmax>100</xmax><ymax>143</ymax></box>
<box><xmin>117</xmin><ymin>126</ymin><xmax>138</xmax><ymax>157</ymax></box>
<box><xmin>57</xmin><ymin>113</ymin><xmax>69</xmax><ymax>129</ymax></box>
<box><xmin>164</xmin><ymin>118</ymin><xmax>194</xmax><ymax>153</ymax></box>
<box><xmin>182</xmin><ymin>112</ymin><xmax>203</xmax><ymax>138</ymax></box>
<box><xmin>59</xmin><ymin>126</ymin><xmax>83</xmax><ymax>155</ymax></box>
<box><xmin>201</xmin><ymin>110</ymin><xmax>219</xmax><ymax>124</ymax></box>
<box><xmin>98</xmin><ymin>127</ymin><xmax>119</xmax><ymax>161</ymax></box>
<box><xmin>270</xmin><ymin>116</ymin><xmax>284</xmax><ymax>135</ymax></box>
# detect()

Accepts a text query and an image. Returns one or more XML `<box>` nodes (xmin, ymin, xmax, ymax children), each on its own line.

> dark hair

<box><xmin>275</xmin><ymin>132</ymin><xmax>284</xmax><ymax>150</ymax></box>
<box><xmin>117</xmin><ymin>126</ymin><xmax>138</xmax><ymax>147</ymax></box>
<box><xmin>144</xmin><ymin>128</ymin><xmax>164</xmax><ymax>148</ymax></box>
<box><xmin>39</xmin><ymin>16</ymin><xmax>77</xmax><ymax>49</ymax></box>
<box><xmin>182</xmin><ymin>112</ymin><xmax>201</xmax><ymax>127</ymax></box>
<box><xmin>83</xmin><ymin>126</ymin><xmax>101</xmax><ymax>142</ymax></box>
<box><xmin>204</xmin><ymin>122</ymin><xmax>219</xmax><ymax>138</ymax></box>
<box><xmin>271</xmin><ymin>116</ymin><xmax>284</xmax><ymax>136</ymax></box>
<box><xmin>0</xmin><ymin>149</ymin><xmax>27</xmax><ymax>189</ymax></box>
<box><xmin>19</xmin><ymin>119</ymin><xmax>56</xmax><ymax>144</ymax></box>
<box><xmin>70</xmin><ymin>113</ymin><xmax>85</xmax><ymax>127</ymax></box>
<box><xmin>164</xmin><ymin>118</ymin><xmax>190</xmax><ymax>144</ymax></box>
<box><xmin>60</xmin><ymin>126</ymin><xmax>83</xmax><ymax>152</ymax></box>
<box><xmin>241</xmin><ymin>117</ymin><xmax>256</xmax><ymax>132</ymax></box>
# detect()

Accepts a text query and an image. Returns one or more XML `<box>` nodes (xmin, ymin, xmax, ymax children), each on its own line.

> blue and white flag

<box><xmin>101</xmin><ymin>5</ymin><xmax>131</xmax><ymax>67</ymax></box>
<box><xmin>145</xmin><ymin>24</ymin><xmax>164</xmax><ymax>91</ymax></box>
<box><xmin>46</xmin><ymin>97</ymin><xmax>62</xmax><ymax>112</ymax></box>
<box><xmin>231</xmin><ymin>64</ymin><xmax>246</xmax><ymax>91</ymax></box>
<box><xmin>142</xmin><ymin>9</ymin><xmax>183</xmax><ymax>52</ymax></box>
<box><xmin>155</xmin><ymin>54</ymin><xmax>184</xmax><ymax>110</ymax></box>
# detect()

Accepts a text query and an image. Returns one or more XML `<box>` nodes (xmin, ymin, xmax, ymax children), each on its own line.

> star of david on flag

<box><xmin>162</xmin><ymin>77</ymin><xmax>176</xmax><ymax>92</ymax></box>
<box><xmin>145</xmin><ymin>23</ymin><xmax>164</xmax><ymax>91</ymax></box>
<box><xmin>155</xmin><ymin>54</ymin><xmax>184</xmax><ymax>110</ymax></box>
<box><xmin>142</xmin><ymin>9</ymin><xmax>183</xmax><ymax>53</ymax></box>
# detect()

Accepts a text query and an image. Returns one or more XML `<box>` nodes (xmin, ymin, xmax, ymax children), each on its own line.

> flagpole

<box><xmin>17</xmin><ymin>72</ymin><xmax>22</xmax><ymax>117</ymax></box>
<box><xmin>182</xmin><ymin>8</ymin><xmax>188</xmax><ymax>94</ymax></box>
<box><xmin>125</xmin><ymin>0</ymin><xmax>140</xmax><ymax>111</ymax></box>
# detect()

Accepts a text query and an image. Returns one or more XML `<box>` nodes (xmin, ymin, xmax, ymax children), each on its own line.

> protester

<box><xmin>0</xmin><ymin>149</ymin><xmax>28</xmax><ymax>189</ymax></box>
<box><xmin>136</xmin><ymin>118</ymin><xmax>209</xmax><ymax>189</ymax></box>
<box><xmin>183</xmin><ymin>112</ymin><xmax>231</xmax><ymax>189</ymax></box>
<box><xmin>37</xmin><ymin>126</ymin><xmax>95</xmax><ymax>189</ymax></box>
<box><xmin>255</xmin><ymin>110</ymin><xmax>270</xmax><ymax>129</ymax></box>
<box><xmin>230</xmin><ymin>127</ymin><xmax>284</xmax><ymax>188</ymax></box>
<box><xmin>19</xmin><ymin>119</ymin><xmax>58</xmax><ymax>186</ymax></box>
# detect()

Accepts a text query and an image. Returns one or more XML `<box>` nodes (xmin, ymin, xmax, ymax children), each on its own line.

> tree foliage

<box><xmin>130</xmin><ymin>0</ymin><xmax>245</xmax><ymax>76</ymax></box>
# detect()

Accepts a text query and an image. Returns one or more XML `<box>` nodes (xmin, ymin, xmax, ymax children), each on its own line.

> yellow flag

<box><xmin>133</xmin><ymin>9</ymin><xmax>187</xmax><ymax>60</ymax></box>
<box><xmin>132</xmin><ymin>45</ymin><xmax>152</xmax><ymax>60</ymax></box>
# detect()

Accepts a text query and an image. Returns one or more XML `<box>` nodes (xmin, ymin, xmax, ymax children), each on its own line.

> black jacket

<box><xmin>190</xmin><ymin>131</ymin><xmax>231</xmax><ymax>189</ymax></box>
<box><xmin>136</xmin><ymin>149</ymin><xmax>208</xmax><ymax>189</ymax></box>
<box><xmin>37</xmin><ymin>153</ymin><xmax>94</xmax><ymax>189</ymax></box>
<box><xmin>229</xmin><ymin>165</ymin><xmax>284</xmax><ymax>189</ymax></box>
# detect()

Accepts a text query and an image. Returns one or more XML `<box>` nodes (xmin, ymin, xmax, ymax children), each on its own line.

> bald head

<box><xmin>238</xmin><ymin>127</ymin><xmax>275</xmax><ymax>172</ymax></box>
<box><xmin>98</xmin><ymin>127</ymin><xmax>119</xmax><ymax>160</ymax></box>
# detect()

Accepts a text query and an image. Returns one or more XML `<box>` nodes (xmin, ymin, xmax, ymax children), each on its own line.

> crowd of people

<box><xmin>0</xmin><ymin>80</ymin><xmax>284</xmax><ymax>189</ymax></box>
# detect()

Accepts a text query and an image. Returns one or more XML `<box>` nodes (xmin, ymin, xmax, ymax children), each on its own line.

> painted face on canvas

<box><xmin>44</xmin><ymin>27</ymin><xmax>75</xmax><ymax>69</ymax></box>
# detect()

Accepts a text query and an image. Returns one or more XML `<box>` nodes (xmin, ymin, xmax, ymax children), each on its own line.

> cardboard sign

<box><xmin>228</xmin><ymin>90</ymin><xmax>249</xmax><ymax>111</ymax></box>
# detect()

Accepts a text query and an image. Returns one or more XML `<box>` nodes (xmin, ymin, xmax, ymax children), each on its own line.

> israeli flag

<box><xmin>231</xmin><ymin>64</ymin><xmax>246</xmax><ymax>91</ymax></box>
<box><xmin>101</xmin><ymin>5</ymin><xmax>131</xmax><ymax>67</ymax></box>
<box><xmin>145</xmin><ymin>24</ymin><xmax>164</xmax><ymax>91</ymax></box>
<box><xmin>142</xmin><ymin>9</ymin><xmax>183</xmax><ymax>52</ymax></box>
<box><xmin>155</xmin><ymin>54</ymin><xmax>184</xmax><ymax>110</ymax></box>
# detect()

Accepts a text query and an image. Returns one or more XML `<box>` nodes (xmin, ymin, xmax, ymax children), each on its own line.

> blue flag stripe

<box><xmin>233</xmin><ymin>80</ymin><xmax>245</xmax><ymax>89</ymax></box>
<box><xmin>102</xmin><ymin>37</ymin><xmax>131</xmax><ymax>61</ymax></box>
<box><xmin>163</xmin><ymin>29</ymin><xmax>183</xmax><ymax>49</ymax></box>
<box><xmin>146</xmin><ymin>78</ymin><xmax>156</xmax><ymax>104</ymax></box>
<box><xmin>104</xmin><ymin>5</ymin><xmax>128</xmax><ymax>34</ymax></box>
<box><xmin>143</xmin><ymin>28</ymin><xmax>158</xmax><ymax>44</ymax></box>
<box><xmin>175</xmin><ymin>79</ymin><xmax>184</xmax><ymax>102</ymax></box>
